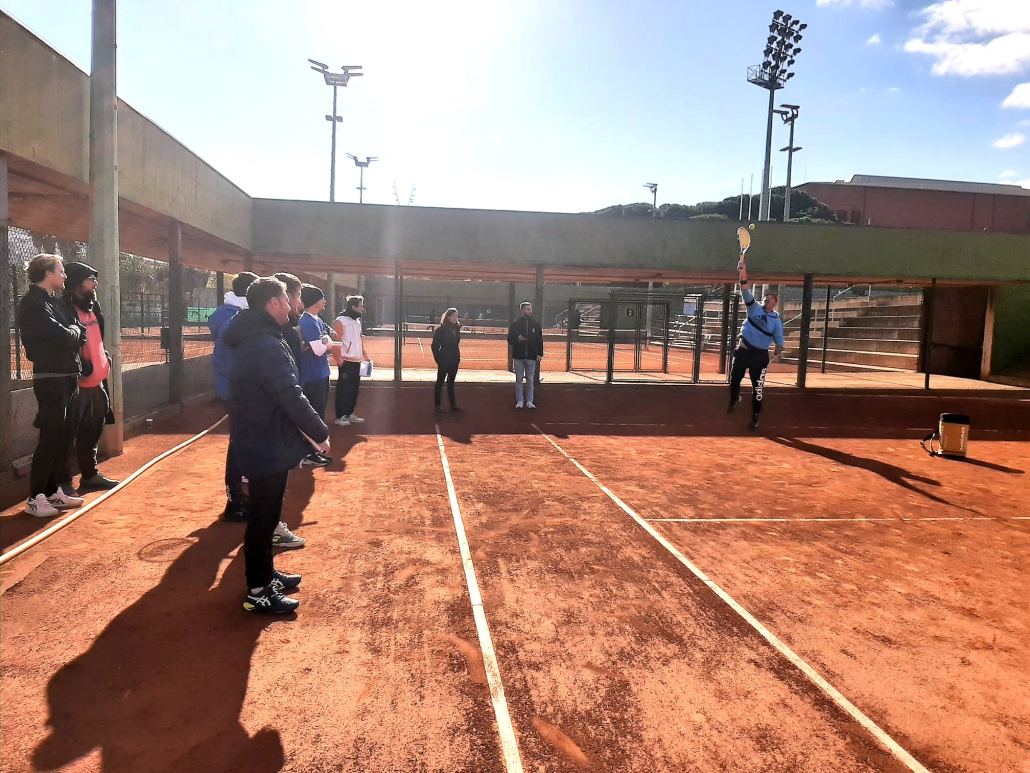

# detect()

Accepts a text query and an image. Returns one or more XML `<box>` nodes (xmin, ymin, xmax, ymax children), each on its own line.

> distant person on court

<box><xmin>728</xmin><ymin>257</ymin><xmax>783</xmax><ymax>429</ymax></box>
<box><xmin>208</xmin><ymin>270</ymin><xmax>258</xmax><ymax>521</ymax></box>
<box><xmin>297</xmin><ymin>285</ymin><xmax>342</xmax><ymax>464</ymax></box>
<box><xmin>431</xmin><ymin>308</ymin><xmax>464</xmax><ymax>414</ymax></box>
<box><xmin>507</xmin><ymin>301</ymin><xmax>544</xmax><ymax>409</ymax></box>
<box><xmin>223</xmin><ymin>277</ymin><xmax>330</xmax><ymax>614</ymax></box>
<box><xmin>16</xmin><ymin>254</ymin><xmax>88</xmax><ymax>518</ymax></box>
<box><xmin>62</xmin><ymin>261</ymin><xmax>119</xmax><ymax>493</ymax></box>
<box><xmin>332</xmin><ymin>295</ymin><xmax>369</xmax><ymax>426</ymax></box>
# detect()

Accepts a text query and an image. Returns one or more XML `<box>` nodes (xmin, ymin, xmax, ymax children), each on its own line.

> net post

<box><xmin>797</xmin><ymin>273</ymin><xmax>814</xmax><ymax>389</ymax></box>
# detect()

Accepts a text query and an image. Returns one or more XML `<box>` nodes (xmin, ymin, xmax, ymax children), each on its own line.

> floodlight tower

<box><xmin>748</xmin><ymin>10</ymin><xmax>806</xmax><ymax>222</ymax></box>
<box><xmin>778</xmin><ymin>104</ymin><xmax>801</xmax><ymax>222</ymax></box>
<box><xmin>347</xmin><ymin>154</ymin><xmax>379</xmax><ymax>204</ymax></box>
<box><xmin>643</xmin><ymin>182</ymin><xmax>658</xmax><ymax>218</ymax></box>
<box><xmin>308</xmin><ymin>59</ymin><xmax>364</xmax><ymax>202</ymax></box>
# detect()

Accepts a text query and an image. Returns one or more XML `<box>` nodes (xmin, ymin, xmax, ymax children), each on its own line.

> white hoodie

<box><xmin>223</xmin><ymin>291</ymin><xmax>248</xmax><ymax>310</ymax></box>
<box><xmin>333</xmin><ymin>314</ymin><xmax>364</xmax><ymax>362</ymax></box>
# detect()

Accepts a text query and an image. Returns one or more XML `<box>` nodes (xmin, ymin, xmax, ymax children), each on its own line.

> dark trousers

<box><xmin>225</xmin><ymin>441</ymin><xmax>244</xmax><ymax>499</ymax></box>
<box><xmin>244</xmin><ymin>469</ymin><xmax>290</xmax><ymax>590</ymax></box>
<box><xmin>729</xmin><ymin>343</ymin><xmax>771</xmax><ymax>416</ymax></box>
<box><xmin>434</xmin><ymin>363</ymin><xmax>459</xmax><ymax>407</ymax></box>
<box><xmin>73</xmin><ymin>383</ymin><xmax>109</xmax><ymax>481</ymax></box>
<box><xmin>336</xmin><ymin>361</ymin><xmax>361</xmax><ymax>418</ymax></box>
<box><xmin>30</xmin><ymin>377</ymin><xmax>79</xmax><ymax>497</ymax></box>
<box><xmin>302</xmin><ymin>377</ymin><xmax>330</xmax><ymax>419</ymax></box>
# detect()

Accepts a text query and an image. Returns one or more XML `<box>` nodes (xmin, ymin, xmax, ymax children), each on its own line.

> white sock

<box><xmin>249</xmin><ymin>586</ymin><xmax>265</xmax><ymax>595</ymax></box>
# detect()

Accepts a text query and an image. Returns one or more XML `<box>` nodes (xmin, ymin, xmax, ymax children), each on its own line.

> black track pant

<box><xmin>302</xmin><ymin>376</ymin><xmax>330</xmax><ymax>420</ymax></box>
<box><xmin>244</xmin><ymin>469</ymin><xmax>289</xmax><ymax>590</ymax></box>
<box><xmin>30</xmin><ymin>377</ymin><xmax>79</xmax><ymax>497</ymax></box>
<box><xmin>335</xmin><ymin>362</ymin><xmax>361</xmax><ymax>418</ymax></box>
<box><xmin>729</xmin><ymin>343</ymin><xmax>770</xmax><ymax>416</ymax></box>
<box><xmin>73</xmin><ymin>383</ymin><xmax>109</xmax><ymax>481</ymax></box>
<box><xmin>225</xmin><ymin>441</ymin><xmax>244</xmax><ymax>499</ymax></box>
<box><xmin>434</xmin><ymin>364</ymin><xmax>459</xmax><ymax>407</ymax></box>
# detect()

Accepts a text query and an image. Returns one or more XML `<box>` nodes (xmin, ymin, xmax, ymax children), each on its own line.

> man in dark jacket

<box><xmin>506</xmin><ymin>302</ymin><xmax>544</xmax><ymax>409</ymax></box>
<box><xmin>224</xmin><ymin>277</ymin><xmax>330</xmax><ymax>614</ymax></box>
<box><xmin>62</xmin><ymin>261</ymin><xmax>119</xmax><ymax>493</ymax></box>
<box><xmin>15</xmin><ymin>255</ymin><xmax>87</xmax><ymax>517</ymax></box>
<box><xmin>208</xmin><ymin>271</ymin><xmax>258</xmax><ymax>522</ymax></box>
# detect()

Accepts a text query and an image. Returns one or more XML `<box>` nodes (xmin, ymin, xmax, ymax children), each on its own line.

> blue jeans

<box><xmin>514</xmin><ymin>359</ymin><xmax>536</xmax><ymax>404</ymax></box>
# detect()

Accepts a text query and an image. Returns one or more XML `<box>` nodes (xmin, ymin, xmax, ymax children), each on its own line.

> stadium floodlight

<box><xmin>309</xmin><ymin>59</ymin><xmax>364</xmax><ymax>202</ymax></box>
<box><xmin>347</xmin><ymin>154</ymin><xmax>379</xmax><ymax>204</ymax></box>
<box><xmin>778</xmin><ymin>105</ymin><xmax>801</xmax><ymax>222</ymax></box>
<box><xmin>643</xmin><ymin>183</ymin><xmax>658</xmax><ymax>217</ymax></box>
<box><xmin>748</xmin><ymin>9</ymin><xmax>806</xmax><ymax>222</ymax></box>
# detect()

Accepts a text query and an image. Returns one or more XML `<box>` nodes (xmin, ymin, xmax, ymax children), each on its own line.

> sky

<box><xmin>3</xmin><ymin>0</ymin><xmax>1029</xmax><ymax>212</ymax></box>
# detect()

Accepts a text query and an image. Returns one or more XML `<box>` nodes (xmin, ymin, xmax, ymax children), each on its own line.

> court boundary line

<box><xmin>0</xmin><ymin>415</ymin><xmax>228</xmax><ymax>567</ymax></box>
<box><xmin>532</xmin><ymin>424</ymin><xmax>930</xmax><ymax>773</ymax></box>
<box><xmin>435</xmin><ymin>427</ymin><xmax>523</xmax><ymax>773</ymax></box>
<box><xmin>650</xmin><ymin>516</ymin><xmax>1030</xmax><ymax>523</ymax></box>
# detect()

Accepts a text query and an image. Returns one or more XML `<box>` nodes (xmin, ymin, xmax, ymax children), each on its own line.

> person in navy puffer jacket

<box><xmin>208</xmin><ymin>271</ymin><xmax>258</xmax><ymax>521</ymax></box>
<box><xmin>223</xmin><ymin>277</ymin><xmax>330</xmax><ymax>615</ymax></box>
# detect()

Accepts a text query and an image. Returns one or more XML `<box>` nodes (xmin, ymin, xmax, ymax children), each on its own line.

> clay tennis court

<box><xmin>2</xmin><ymin>385</ymin><xmax>1029</xmax><ymax>772</ymax></box>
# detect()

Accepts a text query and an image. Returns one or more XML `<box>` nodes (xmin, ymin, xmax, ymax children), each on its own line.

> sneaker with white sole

<box><xmin>526</xmin><ymin>402</ymin><xmax>536</xmax><ymax>409</ymax></box>
<box><xmin>299</xmin><ymin>453</ymin><xmax>329</xmax><ymax>468</ymax></box>
<box><xmin>346</xmin><ymin>414</ymin><xmax>365</xmax><ymax>423</ymax></box>
<box><xmin>243</xmin><ymin>586</ymin><xmax>299</xmax><ymax>614</ymax></box>
<box><xmin>334</xmin><ymin>416</ymin><xmax>351</xmax><ymax>426</ymax></box>
<box><xmin>48</xmin><ymin>490</ymin><xmax>85</xmax><ymax>509</ymax></box>
<box><xmin>516</xmin><ymin>401</ymin><xmax>524</xmax><ymax>409</ymax></box>
<box><xmin>270</xmin><ymin>568</ymin><xmax>302</xmax><ymax>593</ymax></box>
<box><xmin>272</xmin><ymin>521</ymin><xmax>306</xmax><ymax>549</ymax></box>
<box><xmin>25</xmin><ymin>494</ymin><xmax>60</xmax><ymax>518</ymax></box>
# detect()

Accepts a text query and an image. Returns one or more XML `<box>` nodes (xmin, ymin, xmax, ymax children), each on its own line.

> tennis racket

<box><xmin>736</xmin><ymin>227</ymin><xmax>751</xmax><ymax>270</ymax></box>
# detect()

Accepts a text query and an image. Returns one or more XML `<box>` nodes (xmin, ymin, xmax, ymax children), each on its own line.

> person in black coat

<box><xmin>15</xmin><ymin>254</ymin><xmax>88</xmax><ymax>517</ymax></box>
<box><xmin>223</xmin><ymin>277</ymin><xmax>330</xmax><ymax>615</ymax></box>
<box><xmin>431</xmin><ymin>308</ymin><xmax>464</xmax><ymax>414</ymax></box>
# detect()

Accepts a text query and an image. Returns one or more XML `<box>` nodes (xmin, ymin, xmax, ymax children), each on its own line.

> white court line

<box><xmin>435</xmin><ymin>427</ymin><xmax>523</xmax><ymax>773</ymax></box>
<box><xmin>532</xmin><ymin>424</ymin><xmax>930</xmax><ymax>773</ymax></box>
<box><xmin>650</xmin><ymin>516</ymin><xmax>1030</xmax><ymax>523</ymax></box>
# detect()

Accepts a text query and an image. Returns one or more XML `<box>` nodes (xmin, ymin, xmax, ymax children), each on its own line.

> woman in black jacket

<box><xmin>431</xmin><ymin>308</ymin><xmax>463</xmax><ymax>414</ymax></box>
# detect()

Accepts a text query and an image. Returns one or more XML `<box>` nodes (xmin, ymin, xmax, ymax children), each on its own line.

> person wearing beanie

<box><xmin>208</xmin><ymin>270</ymin><xmax>259</xmax><ymax>522</ymax></box>
<box><xmin>297</xmin><ymin>284</ymin><xmax>342</xmax><ymax>466</ymax></box>
<box><xmin>15</xmin><ymin>254</ymin><xmax>88</xmax><ymax>517</ymax></box>
<box><xmin>61</xmin><ymin>261</ymin><xmax>120</xmax><ymax>493</ymax></box>
<box><xmin>332</xmin><ymin>294</ymin><xmax>370</xmax><ymax>426</ymax></box>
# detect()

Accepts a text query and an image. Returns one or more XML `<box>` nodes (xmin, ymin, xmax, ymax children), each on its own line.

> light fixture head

<box><xmin>773</xmin><ymin>9</ymin><xmax>784</xmax><ymax>19</ymax></box>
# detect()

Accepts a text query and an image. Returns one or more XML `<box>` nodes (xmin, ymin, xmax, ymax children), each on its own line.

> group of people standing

<box><xmin>16</xmin><ymin>255</ymin><xmax>120</xmax><ymax>519</ymax></box>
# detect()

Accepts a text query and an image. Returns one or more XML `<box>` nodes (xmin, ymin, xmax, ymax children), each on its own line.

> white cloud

<box><xmin>993</xmin><ymin>132</ymin><xmax>1027</xmax><ymax>148</ymax></box>
<box><xmin>817</xmin><ymin>0</ymin><xmax>893</xmax><ymax>8</ymax></box>
<box><xmin>887</xmin><ymin>86</ymin><xmax>902</xmax><ymax>93</ymax></box>
<box><xmin>1020</xmin><ymin>119</ymin><xmax>1030</xmax><ymax>126</ymax></box>
<box><xmin>904</xmin><ymin>0</ymin><xmax>1030</xmax><ymax>76</ymax></box>
<box><xmin>1002</xmin><ymin>178</ymin><xmax>1030</xmax><ymax>188</ymax></box>
<box><xmin>1002</xmin><ymin>82</ymin><xmax>1030</xmax><ymax>108</ymax></box>
<box><xmin>1000</xmin><ymin>170</ymin><xmax>1016</xmax><ymax>177</ymax></box>
<box><xmin>867</xmin><ymin>33</ymin><xmax>882</xmax><ymax>44</ymax></box>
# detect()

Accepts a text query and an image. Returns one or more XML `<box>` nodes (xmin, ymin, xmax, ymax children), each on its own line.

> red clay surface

<box><xmin>2</xmin><ymin>385</ymin><xmax>1028</xmax><ymax>772</ymax></box>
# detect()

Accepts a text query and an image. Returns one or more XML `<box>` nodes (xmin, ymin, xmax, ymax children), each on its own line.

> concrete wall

<box><xmin>799</xmin><ymin>183</ymin><xmax>1030</xmax><ymax>234</ymax></box>
<box><xmin>991</xmin><ymin>285</ymin><xmax>1030</xmax><ymax>373</ymax></box>
<box><xmin>0</xmin><ymin>13</ymin><xmax>252</xmax><ymax>251</ymax></box>
<box><xmin>253</xmin><ymin>199</ymin><xmax>1030</xmax><ymax>284</ymax></box>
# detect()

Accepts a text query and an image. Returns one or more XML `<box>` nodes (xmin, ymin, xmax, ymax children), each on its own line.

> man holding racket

<box><xmin>728</xmin><ymin>245</ymin><xmax>784</xmax><ymax>430</ymax></box>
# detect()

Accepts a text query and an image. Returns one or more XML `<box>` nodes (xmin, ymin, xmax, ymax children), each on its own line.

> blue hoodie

<box><xmin>208</xmin><ymin>292</ymin><xmax>248</xmax><ymax>399</ymax></box>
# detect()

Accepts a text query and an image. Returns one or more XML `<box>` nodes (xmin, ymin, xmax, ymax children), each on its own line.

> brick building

<box><xmin>798</xmin><ymin>175</ymin><xmax>1030</xmax><ymax>234</ymax></box>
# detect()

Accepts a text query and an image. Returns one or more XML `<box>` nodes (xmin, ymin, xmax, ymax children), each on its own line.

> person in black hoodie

<box><xmin>506</xmin><ymin>301</ymin><xmax>544</xmax><ymax>409</ymax></box>
<box><xmin>15</xmin><ymin>255</ymin><xmax>88</xmax><ymax>518</ymax></box>
<box><xmin>223</xmin><ymin>277</ymin><xmax>330</xmax><ymax>614</ymax></box>
<box><xmin>431</xmin><ymin>308</ymin><xmax>464</xmax><ymax>414</ymax></box>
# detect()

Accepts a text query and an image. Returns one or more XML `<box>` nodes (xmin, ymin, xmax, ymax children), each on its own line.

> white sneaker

<box><xmin>516</xmin><ymin>401</ymin><xmax>524</xmax><ymax>409</ymax></box>
<box><xmin>334</xmin><ymin>416</ymin><xmax>351</xmax><ymax>426</ymax></box>
<box><xmin>48</xmin><ymin>490</ymin><xmax>85</xmax><ymax>509</ymax></box>
<box><xmin>346</xmin><ymin>414</ymin><xmax>365</xmax><ymax>423</ymax></box>
<box><xmin>25</xmin><ymin>494</ymin><xmax>59</xmax><ymax>518</ymax></box>
<box><xmin>526</xmin><ymin>402</ymin><xmax>536</xmax><ymax>409</ymax></box>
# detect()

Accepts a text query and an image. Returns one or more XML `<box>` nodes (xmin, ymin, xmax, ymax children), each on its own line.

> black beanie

<box><xmin>300</xmin><ymin>285</ymin><xmax>325</xmax><ymax>308</ymax></box>
<box><xmin>65</xmin><ymin>261</ymin><xmax>99</xmax><ymax>291</ymax></box>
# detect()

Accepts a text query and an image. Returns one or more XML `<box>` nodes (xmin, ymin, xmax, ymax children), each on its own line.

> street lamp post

<box><xmin>309</xmin><ymin>59</ymin><xmax>363</xmax><ymax>203</ymax></box>
<box><xmin>778</xmin><ymin>104</ymin><xmax>801</xmax><ymax>222</ymax></box>
<box><xmin>748</xmin><ymin>10</ymin><xmax>806</xmax><ymax>222</ymax></box>
<box><xmin>347</xmin><ymin>155</ymin><xmax>379</xmax><ymax>204</ymax></box>
<box><xmin>643</xmin><ymin>182</ymin><xmax>658</xmax><ymax>218</ymax></box>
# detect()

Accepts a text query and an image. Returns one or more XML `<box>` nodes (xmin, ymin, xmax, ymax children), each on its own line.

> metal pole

<box><xmin>508</xmin><ymin>282</ymin><xmax>516</xmax><ymax>372</ymax></box>
<box><xmin>728</xmin><ymin>295</ymin><xmax>739</xmax><ymax>383</ymax></box>
<box><xmin>168</xmin><ymin>221</ymin><xmax>184</xmax><ymax>405</ymax></box>
<box><xmin>718</xmin><ymin>284</ymin><xmax>730</xmax><ymax>374</ymax></box>
<box><xmin>534</xmin><ymin>265</ymin><xmax>544</xmax><ymax>385</ymax></box>
<box><xmin>358</xmin><ymin>166</ymin><xmax>364</xmax><ymax>204</ymax></box>
<box><xmin>606</xmin><ymin>295</ymin><xmax>616</xmax><ymax>385</ymax></box>
<box><xmin>692</xmin><ymin>296</ymin><xmax>705</xmax><ymax>383</ymax></box>
<box><xmin>90</xmin><ymin>0</ymin><xmax>122</xmax><ymax>454</ymax></box>
<box><xmin>330</xmin><ymin>84</ymin><xmax>338</xmax><ymax>202</ymax></box>
<box><xmin>821</xmin><ymin>284</ymin><xmax>831</xmax><ymax>373</ymax></box>
<box><xmin>394</xmin><ymin>262</ymin><xmax>402</xmax><ymax>382</ymax></box>
<box><xmin>747</xmin><ymin>174</ymin><xmax>754</xmax><ymax>221</ymax></box>
<box><xmin>759</xmin><ymin>86</ymin><xmax>776</xmax><ymax>222</ymax></box>
<box><xmin>797</xmin><ymin>274</ymin><xmax>814</xmax><ymax>388</ymax></box>
<box><xmin>0</xmin><ymin>154</ymin><xmax>11</xmax><ymax>472</ymax></box>
<box><xmin>215</xmin><ymin>271</ymin><xmax>224</xmax><ymax>302</ymax></box>
<box><xmin>783</xmin><ymin>118</ymin><xmax>796</xmax><ymax>222</ymax></box>
<box><xmin>923</xmin><ymin>279</ymin><xmax>937</xmax><ymax>390</ymax></box>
